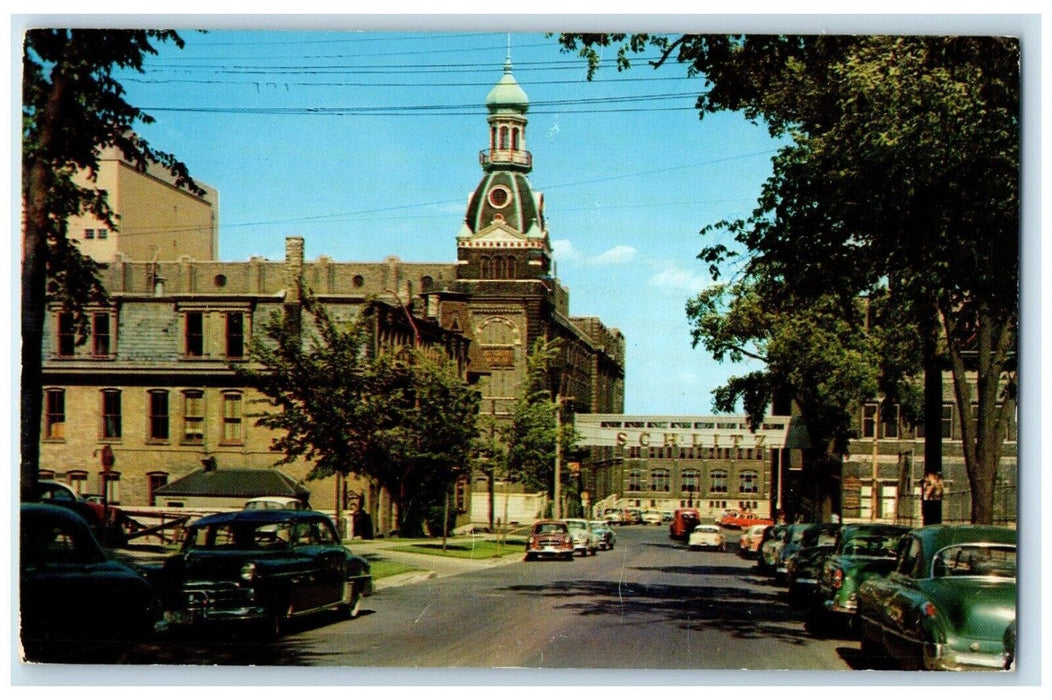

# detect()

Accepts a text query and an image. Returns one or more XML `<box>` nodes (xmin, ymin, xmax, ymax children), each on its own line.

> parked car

<box><xmin>642</xmin><ymin>509</ymin><xmax>663</xmax><ymax>525</ymax></box>
<box><xmin>20</xmin><ymin>503</ymin><xmax>158</xmax><ymax>658</ymax></box>
<box><xmin>601</xmin><ymin>508</ymin><xmax>624</xmax><ymax>525</ymax></box>
<box><xmin>669</xmin><ymin>508</ymin><xmax>701</xmax><ymax>541</ymax></box>
<box><xmin>784</xmin><ymin>523</ymin><xmax>842</xmax><ymax>602</ymax></box>
<box><xmin>757</xmin><ymin>524</ymin><xmax>790</xmax><ymax>575</ymax></box>
<box><xmin>244</xmin><ymin>496</ymin><xmax>307</xmax><ymax>510</ymax></box>
<box><xmin>31</xmin><ymin>480</ymin><xmax>108</xmax><ymax>531</ymax></box>
<box><xmin>719</xmin><ymin>510</ymin><xmax>774</xmax><ymax>531</ymax></box>
<box><xmin>525</xmin><ymin>520</ymin><xmax>575</xmax><ymax>561</ymax></box>
<box><xmin>774</xmin><ymin>523</ymin><xmax>817</xmax><ymax>582</ymax></box>
<box><xmin>738</xmin><ymin>524</ymin><xmax>770</xmax><ymax>559</ymax></box>
<box><xmin>688</xmin><ymin>524</ymin><xmax>726</xmax><ymax>552</ymax></box>
<box><xmin>626</xmin><ymin>509</ymin><xmax>643</xmax><ymax>525</ymax></box>
<box><xmin>589</xmin><ymin>520</ymin><xmax>616</xmax><ymax>550</ymax></box>
<box><xmin>856</xmin><ymin>525</ymin><xmax>1016</xmax><ymax>671</ymax></box>
<box><xmin>565</xmin><ymin>518</ymin><xmax>600</xmax><ymax>556</ymax></box>
<box><xmin>807</xmin><ymin>523</ymin><xmax>909</xmax><ymax>634</ymax></box>
<box><xmin>155</xmin><ymin>509</ymin><xmax>372</xmax><ymax>638</ymax></box>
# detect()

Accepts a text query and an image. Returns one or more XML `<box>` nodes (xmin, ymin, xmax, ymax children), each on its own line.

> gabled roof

<box><xmin>154</xmin><ymin>467</ymin><xmax>310</xmax><ymax>500</ymax></box>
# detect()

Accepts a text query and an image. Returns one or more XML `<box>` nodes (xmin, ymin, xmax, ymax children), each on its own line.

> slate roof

<box><xmin>154</xmin><ymin>467</ymin><xmax>310</xmax><ymax>500</ymax></box>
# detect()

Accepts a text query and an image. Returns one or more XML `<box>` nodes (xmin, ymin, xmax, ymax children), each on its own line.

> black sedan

<box><xmin>19</xmin><ymin>503</ymin><xmax>158</xmax><ymax>660</ymax></box>
<box><xmin>155</xmin><ymin>509</ymin><xmax>373</xmax><ymax>638</ymax></box>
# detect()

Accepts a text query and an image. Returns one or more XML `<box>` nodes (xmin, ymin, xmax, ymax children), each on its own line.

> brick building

<box><xmin>37</xmin><ymin>58</ymin><xmax>625</xmax><ymax>532</ymax></box>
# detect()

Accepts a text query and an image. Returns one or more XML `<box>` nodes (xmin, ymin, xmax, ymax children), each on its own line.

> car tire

<box><xmin>858</xmin><ymin>618</ymin><xmax>884</xmax><ymax>669</ymax></box>
<box><xmin>262</xmin><ymin>602</ymin><xmax>288</xmax><ymax>641</ymax></box>
<box><xmin>524</xmin><ymin>553</ymin><xmax>537</xmax><ymax>561</ymax></box>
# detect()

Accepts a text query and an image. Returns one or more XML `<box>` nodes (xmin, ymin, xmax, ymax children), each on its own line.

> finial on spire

<box><xmin>504</xmin><ymin>33</ymin><xmax>512</xmax><ymax>73</ymax></box>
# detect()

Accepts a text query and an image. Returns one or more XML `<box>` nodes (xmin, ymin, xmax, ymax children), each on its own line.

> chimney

<box><xmin>285</xmin><ymin>236</ymin><xmax>305</xmax><ymax>303</ymax></box>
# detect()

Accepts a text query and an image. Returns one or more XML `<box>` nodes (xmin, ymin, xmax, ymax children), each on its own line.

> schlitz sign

<box><xmin>573</xmin><ymin>414</ymin><xmax>793</xmax><ymax>451</ymax></box>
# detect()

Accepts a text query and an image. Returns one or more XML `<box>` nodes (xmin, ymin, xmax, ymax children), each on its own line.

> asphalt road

<box><xmin>109</xmin><ymin>526</ymin><xmax>862</xmax><ymax>671</ymax></box>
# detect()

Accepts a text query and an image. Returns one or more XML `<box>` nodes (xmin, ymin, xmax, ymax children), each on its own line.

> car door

<box><xmin>308</xmin><ymin>518</ymin><xmax>347</xmax><ymax>606</ymax></box>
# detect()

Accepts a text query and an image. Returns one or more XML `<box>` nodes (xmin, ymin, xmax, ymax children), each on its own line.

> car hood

<box><xmin>919</xmin><ymin>578</ymin><xmax>1016</xmax><ymax>640</ymax></box>
<box><xmin>175</xmin><ymin>548</ymin><xmax>315</xmax><ymax>581</ymax></box>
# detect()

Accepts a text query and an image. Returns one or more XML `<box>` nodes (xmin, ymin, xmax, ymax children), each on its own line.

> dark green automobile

<box><xmin>856</xmin><ymin>524</ymin><xmax>1016</xmax><ymax>671</ymax></box>
<box><xmin>806</xmin><ymin>523</ymin><xmax>908</xmax><ymax>632</ymax></box>
<box><xmin>157</xmin><ymin>509</ymin><xmax>373</xmax><ymax>638</ymax></box>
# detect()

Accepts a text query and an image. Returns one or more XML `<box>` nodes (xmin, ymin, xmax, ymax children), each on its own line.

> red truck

<box><xmin>719</xmin><ymin>510</ymin><xmax>774</xmax><ymax>530</ymax></box>
<box><xmin>669</xmin><ymin>508</ymin><xmax>701</xmax><ymax>540</ymax></box>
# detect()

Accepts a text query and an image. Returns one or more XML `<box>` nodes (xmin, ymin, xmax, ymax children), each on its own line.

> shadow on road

<box><xmin>502</xmin><ymin>578</ymin><xmax>812</xmax><ymax>645</ymax></box>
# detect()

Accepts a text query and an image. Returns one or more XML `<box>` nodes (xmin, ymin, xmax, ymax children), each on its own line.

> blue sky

<box><xmin>108</xmin><ymin>28</ymin><xmax>777</xmax><ymax>415</ymax></box>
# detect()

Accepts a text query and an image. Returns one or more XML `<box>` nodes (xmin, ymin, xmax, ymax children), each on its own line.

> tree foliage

<box><xmin>238</xmin><ymin>295</ymin><xmax>480</xmax><ymax>536</ymax></box>
<box><xmin>559</xmin><ymin>34</ymin><xmax>1019</xmax><ymax>523</ymax></box>
<box><xmin>21</xmin><ymin>29</ymin><xmax>201</xmax><ymax>499</ymax></box>
<box><xmin>504</xmin><ymin>338</ymin><xmax>578</xmax><ymax>501</ymax></box>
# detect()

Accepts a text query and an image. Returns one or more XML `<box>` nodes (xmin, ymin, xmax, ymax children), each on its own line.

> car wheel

<box><xmin>563</xmin><ymin>553</ymin><xmax>574</xmax><ymax>561</ymax></box>
<box><xmin>262</xmin><ymin>602</ymin><xmax>288</xmax><ymax>640</ymax></box>
<box><xmin>858</xmin><ymin>618</ymin><xmax>885</xmax><ymax>669</ymax></box>
<box><xmin>524</xmin><ymin>552</ymin><xmax>536</xmax><ymax>561</ymax></box>
<box><xmin>339</xmin><ymin>582</ymin><xmax>362</xmax><ymax>620</ymax></box>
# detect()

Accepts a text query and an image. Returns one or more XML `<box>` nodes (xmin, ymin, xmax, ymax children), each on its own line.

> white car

<box><xmin>244</xmin><ymin>496</ymin><xmax>306</xmax><ymax>510</ymax></box>
<box><xmin>642</xmin><ymin>510</ymin><xmax>663</xmax><ymax>525</ymax></box>
<box><xmin>688</xmin><ymin>524</ymin><xmax>726</xmax><ymax>552</ymax></box>
<box><xmin>565</xmin><ymin>518</ymin><xmax>599</xmax><ymax>556</ymax></box>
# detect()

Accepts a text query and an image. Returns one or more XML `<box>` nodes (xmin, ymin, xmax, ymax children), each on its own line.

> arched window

<box><xmin>710</xmin><ymin>469</ymin><xmax>728</xmax><ymax>494</ymax></box>
<box><xmin>491</xmin><ymin>126</ymin><xmax>497</xmax><ymax>150</ymax></box>
<box><xmin>494</xmin><ymin>257</ymin><xmax>506</xmax><ymax>279</ymax></box>
<box><xmin>681</xmin><ymin>469</ymin><xmax>700</xmax><ymax>495</ymax></box>
<box><xmin>739</xmin><ymin>470</ymin><xmax>759</xmax><ymax>494</ymax></box>
<box><xmin>627</xmin><ymin>469</ymin><xmax>643</xmax><ymax>492</ymax></box>
<box><xmin>511</xmin><ymin>128</ymin><xmax>520</xmax><ymax>150</ymax></box>
<box><xmin>506</xmin><ymin>257</ymin><xmax>516</xmax><ymax>278</ymax></box>
<box><xmin>499</xmin><ymin>126</ymin><xmax>509</xmax><ymax>149</ymax></box>
<box><xmin>147</xmin><ymin>472</ymin><xmax>168</xmax><ymax>506</ymax></box>
<box><xmin>650</xmin><ymin>469</ymin><xmax>671</xmax><ymax>492</ymax></box>
<box><xmin>480</xmin><ymin>256</ymin><xmax>491</xmax><ymax>279</ymax></box>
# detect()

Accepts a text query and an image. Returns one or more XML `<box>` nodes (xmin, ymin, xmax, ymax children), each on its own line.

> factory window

<box><xmin>739</xmin><ymin>470</ymin><xmax>759</xmax><ymax>494</ymax></box>
<box><xmin>182</xmin><ymin>390</ymin><xmax>205</xmax><ymax>444</ymax></box>
<box><xmin>101</xmin><ymin>389</ymin><xmax>122</xmax><ymax>440</ymax></box>
<box><xmin>650</xmin><ymin>469</ymin><xmax>670</xmax><ymax>493</ymax></box>
<box><xmin>221</xmin><ymin>392</ymin><xmax>243</xmax><ymax>444</ymax></box>
<box><xmin>627</xmin><ymin>469</ymin><xmax>643</xmax><ymax>492</ymax></box>
<box><xmin>226</xmin><ymin>312</ymin><xmax>244</xmax><ymax>359</ymax></box>
<box><xmin>185</xmin><ymin>311</ymin><xmax>204</xmax><ymax>357</ymax></box>
<box><xmin>44</xmin><ymin>389</ymin><xmax>65</xmax><ymax>440</ymax></box>
<box><xmin>710</xmin><ymin>469</ymin><xmax>728</xmax><ymax>494</ymax></box>
<box><xmin>148</xmin><ymin>390</ymin><xmax>170</xmax><ymax>442</ymax></box>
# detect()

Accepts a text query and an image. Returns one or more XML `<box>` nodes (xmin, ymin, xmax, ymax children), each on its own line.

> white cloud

<box><xmin>550</xmin><ymin>238</ymin><xmax>581</xmax><ymax>262</ymax></box>
<box><xmin>588</xmin><ymin>244</ymin><xmax>637</xmax><ymax>265</ymax></box>
<box><xmin>648</xmin><ymin>263</ymin><xmax>712</xmax><ymax>296</ymax></box>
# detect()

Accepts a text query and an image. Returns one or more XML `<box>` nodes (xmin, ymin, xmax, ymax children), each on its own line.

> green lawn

<box><xmin>367</xmin><ymin>558</ymin><xmax>424</xmax><ymax>580</ymax></box>
<box><xmin>390</xmin><ymin>538</ymin><xmax>527</xmax><ymax>560</ymax></box>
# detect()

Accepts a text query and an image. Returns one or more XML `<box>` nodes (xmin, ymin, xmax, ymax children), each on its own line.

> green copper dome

<box><xmin>486</xmin><ymin>59</ymin><xmax>529</xmax><ymax>113</ymax></box>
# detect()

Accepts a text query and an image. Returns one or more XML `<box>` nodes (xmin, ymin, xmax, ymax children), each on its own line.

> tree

<box><xmin>238</xmin><ymin>294</ymin><xmax>480</xmax><ymax>536</ymax></box>
<box><xmin>21</xmin><ymin>29</ymin><xmax>201</xmax><ymax>500</ymax></box>
<box><xmin>503</xmin><ymin>338</ymin><xmax>578</xmax><ymax>515</ymax></box>
<box><xmin>559</xmin><ymin>34</ymin><xmax>1019</xmax><ymax>524</ymax></box>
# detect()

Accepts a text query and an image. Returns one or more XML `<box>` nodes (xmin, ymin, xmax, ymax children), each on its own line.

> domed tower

<box><xmin>456</xmin><ymin>57</ymin><xmax>552</xmax><ymax>281</ymax></box>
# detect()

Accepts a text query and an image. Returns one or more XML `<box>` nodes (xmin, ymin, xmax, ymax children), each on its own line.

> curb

<box><xmin>373</xmin><ymin>570</ymin><xmax>437</xmax><ymax>591</ymax></box>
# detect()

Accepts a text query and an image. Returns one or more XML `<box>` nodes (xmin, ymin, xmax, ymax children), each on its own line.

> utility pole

<box><xmin>554</xmin><ymin>391</ymin><xmax>562</xmax><ymax>519</ymax></box>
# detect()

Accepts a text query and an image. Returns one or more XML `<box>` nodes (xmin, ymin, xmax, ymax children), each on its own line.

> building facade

<box><xmin>38</xmin><ymin>59</ymin><xmax>625</xmax><ymax>534</ymax></box>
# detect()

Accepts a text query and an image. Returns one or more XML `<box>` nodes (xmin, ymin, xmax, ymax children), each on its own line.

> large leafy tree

<box><xmin>239</xmin><ymin>295</ymin><xmax>480</xmax><ymax>536</ymax></box>
<box><xmin>21</xmin><ymin>29</ymin><xmax>201</xmax><ymax>500</ymax></box>
<box><xmin>559</xmin><ymin>34</ymin><xmax>1019</xmax><ymax>523</ymax></box>
<box><xmin>503</xmin><ymin>338</ymin><xmax>578</xmax><ymax>513</ymax></box>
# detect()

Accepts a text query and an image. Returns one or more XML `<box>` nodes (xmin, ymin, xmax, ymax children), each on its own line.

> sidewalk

<box><xmin>346</xmin><ymin>536</ymin><xmax>526</xmax><ymax>590</ymax></box>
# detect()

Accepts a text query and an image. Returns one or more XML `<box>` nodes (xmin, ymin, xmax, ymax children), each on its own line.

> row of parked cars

<box><xmin>744</xmin><ymin>520</ymin><xmax>1017</xmax><ymax>671</ymax></box>
<box><xmin>20</xmin><ymin>501</ymin><xmax>374</xmax><ymax>659</ymax></box>
<box><xmin>524</xmin><ymin>518</ymin><xmax>617</xmax><ymax>560</ymax></box>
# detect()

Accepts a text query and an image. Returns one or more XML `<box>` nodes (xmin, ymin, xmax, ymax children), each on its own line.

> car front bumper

<box><xmin>923</xmin><ymin>641</ymin><xmax>1009</xmax><ymax>671</ymax></box>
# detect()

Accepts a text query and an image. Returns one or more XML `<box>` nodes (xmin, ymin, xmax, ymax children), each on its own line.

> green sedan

<box><xmin>856</xmin><ymin>524</ymin><xmax>1016</xmax><ymax>671</ymax></box>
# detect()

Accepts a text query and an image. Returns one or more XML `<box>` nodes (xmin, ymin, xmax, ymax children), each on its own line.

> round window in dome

<box><xmin>488</xmin><ymin>186</ymin><xmax>511</xmax><ymax>209</ymax></box>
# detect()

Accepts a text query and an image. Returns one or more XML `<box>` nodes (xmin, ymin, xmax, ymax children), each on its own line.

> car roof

<box><xmin>22</xmin><ymin>501</ymin><xmax>88</xmax><ymax>520</ymax></box>
<box><xmin>841</xmin><ymin>523</ymin><xmax>909</xmax><ymax>538</ymax></box>
<box><xmin>915</xmin><ymin>524</ymin><xmax>1017</xmax><ymax>550</ymax></box>
<box><xmin>191</xmin><ymin>509</ymin><xmax>329</xmax><ymax>527</ymax></box>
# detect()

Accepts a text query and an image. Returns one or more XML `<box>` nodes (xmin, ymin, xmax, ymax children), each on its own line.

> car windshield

<box><xmin>566</xmin><ymin>521</ymin><xmax>587</xmax><ymax>531</ymax></box>
<box><xmin>842</xmin><ymin>536</ymin><xmax>900</xmax><ymax>558</ymax></box>
<box><xmin>695</xmin><ymin>526</ymin><xmax>719</xmax><ymax>533</ymax></box>
<box><xmin>533</xmin><ymin>522</ymin><xmax>567</xmax><ymax>534</ymax></box>
<box><xmin>932</xmin><ymin>544</ymin><xmax>1016</xmax><ymax>579</ymax></box>
<box><xmin>187</xmin><ymin>521</ymin><xmax>297</xmax><ymax>551</ymax></box>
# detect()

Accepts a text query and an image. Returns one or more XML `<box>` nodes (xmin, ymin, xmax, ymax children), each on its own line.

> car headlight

<box><xmin>240</xmin><ymin>562</ymin><xmax>258</xmax><ymax>581</ymax></box>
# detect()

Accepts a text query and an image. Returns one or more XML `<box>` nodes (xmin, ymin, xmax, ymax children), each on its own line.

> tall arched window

<box><xmin>511</xmin><ymin>128</ymin><xmax>520</xmax><ymax>150</ymax></box>
<box><xmin>650</xmin><ymin>469</ymin><xmax>671</xmax><ymax>492</ymax></box>
<box><xmin>710</xmin><ymin>469</ymin><xmax>728</xmax><ymax>494</ymax></box>
<box><xmin>506</xmin><ymin>257</ymin><xmax>516</xmax><ymax>278</ymax></box>
<box><xmin>480</xmin><ymin>256</ymin><xmax>491</xmax><ymax>279</ymax></box>
<box><xmin>491</xmin><ymin>126</ymin><xmax>497</xmax><ymax>150</ymax></box>
<box><xmin>499</xmin><ymin>126</ymin><xmax>509</xmax><ymax>149</ymax></box>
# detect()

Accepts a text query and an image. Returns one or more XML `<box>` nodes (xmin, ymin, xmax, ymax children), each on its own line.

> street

<box><xmin>115</xmin><ymin>526</ymin><xmax>860</xmax><ymax>670</ymax></box>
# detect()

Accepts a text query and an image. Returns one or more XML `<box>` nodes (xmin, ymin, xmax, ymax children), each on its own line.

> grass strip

<box><xmin>389</xmin><ymin>538</ymin><xmax>527</xmax><ymax>560</ymax></box>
